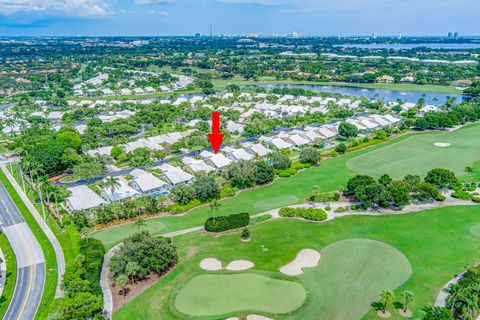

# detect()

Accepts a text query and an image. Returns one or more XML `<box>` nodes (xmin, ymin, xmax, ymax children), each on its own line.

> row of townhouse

<box><xmin>259</xmin><ymin>114</ymin><xmax>402</xmax><ymax>149</ymax></box>
<box><xmin>85</xmin><ymin>129</ymin><xmax>196</xmax><ymax>157</ymax></box>
<box><xmin>66</xmin><ymin>164</ymin><xmax>195</xmax><ymax>211</ymax></box>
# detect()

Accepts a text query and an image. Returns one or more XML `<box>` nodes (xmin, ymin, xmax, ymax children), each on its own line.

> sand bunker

<box><xmin>200</xmin><ymin>258</ymin><xmax>222</xmax><ymax>271</ymax></box>
<box><xmin>226</xmin><ymin>260</ymin><xmax>254</xmax><ymax>271</ymax></box>
<box><xmin>434</xmin><ymin>142</ymin><xmax>451</xmax><ymax>147</ymax></box>
<box><xmin>280</xmin><ymin>249</ymin><xmax>321</xmax><ymax>276</ymax></box>
<box><xmin>246</xmin><ymin>315</ymin><xmax>274</xmax><ymax>320</ymax></box>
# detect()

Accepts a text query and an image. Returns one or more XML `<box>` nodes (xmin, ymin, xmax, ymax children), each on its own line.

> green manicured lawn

<box><xmin>296</xmin><ymin>239</ymin><xmax>411</xmax><ymax>320</ymax></box>
<box><xmin>0</xmin><ymin>233</ymin><xmax>17</xmax><ymax>319</ymax></box>
<box><xmin>0</xmin><ymin>170</ymin><xmax>57</xmax><ymax>320</ymax></box>
<box><xmin>347</xmin><ymin>124</ymin><xmax>480</xmax><ymax>179</ymax></box>
<box><xmin>113</xmin><ymin>205</ymin><xmax>480</xmax><ymax>320</ymax></box>
<box><xmin>172</xmin><ymin>273</ymin><xmax>306</xmax><ymax>318</ymax></box>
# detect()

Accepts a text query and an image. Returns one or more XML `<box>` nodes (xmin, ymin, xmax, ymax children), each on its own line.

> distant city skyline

<box><xmin>0</xmin><ymin>0</ymin><xmax>478</xmax><ymax>37</ymax></box>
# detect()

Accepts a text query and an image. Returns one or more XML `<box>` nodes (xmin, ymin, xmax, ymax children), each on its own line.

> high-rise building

<box><xmin>448</xmin><ymin>32</ymin><xmax>453</xmax><ymax>38</ymax></box>
<box><xmin>398</xmin><ymin>33</ymin><xmax>402</xmax><ymax>40</ymax></box>
<box><xmin>372</xmin><ymin>32</ymin><xmax>377</xmax><ymax>39</ymax></box>
<box><xmin>454</xmin><ymin>32</ymin><xmax>459</xmax><ymax>38</ymax></box>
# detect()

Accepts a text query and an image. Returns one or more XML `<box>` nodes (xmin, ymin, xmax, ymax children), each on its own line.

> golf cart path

<box><xmin>99</xmin><ymin>197</ymin><xmax>477</xmax><ymax>318</ymax></box>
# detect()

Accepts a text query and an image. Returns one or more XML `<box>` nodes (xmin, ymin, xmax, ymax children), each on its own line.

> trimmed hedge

<box><xmin>278</xmin><ymin>207</ymin><xmax>327</xmax><ymax>221</ymax></box>
<box><xmin>205</xmin><ymin>212</ymin><xmax>250</xmax><ymax>232</ymax></box>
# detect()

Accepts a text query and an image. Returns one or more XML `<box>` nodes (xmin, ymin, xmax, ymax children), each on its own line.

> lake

<box><xmin>245</xmin><ymin>84</ymin><xmax>465</xmax><ymax>106</ymax></box>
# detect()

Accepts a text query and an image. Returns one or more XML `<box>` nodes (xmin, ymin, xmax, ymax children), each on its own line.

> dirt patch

<box><xmin>378</xmin><ymin>311</ymin><xmax>392</xmax><ymax>318</ymax></box>
<box><xmin>399</xmin><ymin>309</ymin><xmax>412</xmax><ymax>317</ymax></box>
<box><xmin>110</xmin><ymin>272</ymin><xmax>166</xmax><ymax>311</ymax></box>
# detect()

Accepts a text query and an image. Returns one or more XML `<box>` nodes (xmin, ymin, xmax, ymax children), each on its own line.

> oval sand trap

<box><xmin>247</xmin><ymin>315</ymin><xmax>274</xmax><ymax>320</ymax></box>
<box><xmin>280</xmin><ymin>249</ymin><xmax>321</xmax><ymax>276</ymax></box>
<box><xmin>434</xmin><ymin>142</ymin><xmax>451</xmax><ymax>147</ymax></box>
<box><xmin>226</xmin><ymin>260</ymin><xmax>254</xmax><ymax>271</ymax></box>
<box><xmin>200</xmin><ymin>258</ymin><xmax>222</xmax><ymax>271</ymax></box>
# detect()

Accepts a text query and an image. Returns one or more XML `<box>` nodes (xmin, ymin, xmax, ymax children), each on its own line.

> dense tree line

<box><xmin>49</xmin><ymin>238</ymin><xmax>105</xmax><ymax>320</ymax></box>
<box><xmin>345</xmin><ymin>168</ymin><xmax>454</xmax><ymax>209</ymax></box>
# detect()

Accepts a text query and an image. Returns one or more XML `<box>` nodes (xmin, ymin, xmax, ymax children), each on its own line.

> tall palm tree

<box><xmin>464</xmin><ymin>166</ymin><xmax>474</xmax><ymax>183</ymax></box>
<box><xmin>36</xmin><ymin>175</ymin><xmax>51</xmax><ymax>205</ymax></box>
<box><xmin>401</xmin><ymin>290</ymin><xmax>414</xmax><ymax>313</ymax></box>
<box><xmin>209</xmin><ymin>199</ymin><xmax>221</xmax><ymax>224</ymax></box>
<box><xmin>104</xmin><ymin>176</ymin><xmax>121</xmax><ymax>196</ymax></box>
<box><xmin>30</xmin><ymin>162</ymin><xmax>44</xmax><ymax>182</ymax></box>
<box><xmin>133</xmin><ymin>218</ymin><xmax>147</xmax><ymax>231</ymax></box>
<box><xmin>380</xmin><ymin>289</ymin><xmax>395</xmax><ymax>315</ymax></box>
<box><xmin>48</xmin><ymin>184</ymin><xmax>70</xmax><ymax>215</ymax></box>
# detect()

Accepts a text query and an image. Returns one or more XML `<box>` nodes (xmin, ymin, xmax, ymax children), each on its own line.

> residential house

<box><xmin>129</xmin><ymin>169</ymin><xmax>171</xmax><ymax>196</ymax></box>
<box><xmin>66</xmin><ymin>185</ymin><xmax>107</xmax><ymax>211</ymax></box>
<box><xmin>101</xmin><ymin>180</ymin><xmax>140</xmax><ymax>202</ymax></box>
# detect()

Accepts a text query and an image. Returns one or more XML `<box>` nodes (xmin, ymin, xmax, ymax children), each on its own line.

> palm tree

<box><xmin>115</xmin><ymin>274</ymin><xmax>129</xmax><ymax>299</ymax></box>
<box><xmin>209</xmin><ymin>199</ymin><xmax>221</xmax><ymax>224</ymax></box>
<box><xmin>104</xmin><ymin>176</ymin><xmax>121</xmax><ymax>196</ymax></box>
<box><xmin>30</xmin><ymin>162</ymin><xmax>44</xmax><ymax>181</ymax></box>
<box><xmin>400</xmin><ymin>290</ymin><xmax>414</xmax><ymax>313</ymax></box>
<box><xmin>464</xmin><ymin>166</ymin><xmax>474</xmax><ymax>183</ymax></box>
<box><xmin>380</xmin><ymin>289</ymin><xmax>395</xmax><ymax>316</ymax></box>
<box><xmin>36</xmin><ymin>175</ymin><xmax>51</xmax><ymax>205</ymax></box>
<box><xmin>133</xmin><ymin>218</ymin><xmax>147</xmax><ymax>231</ymax></box>
<box><xmin>48</xmin><ymin>184</ymin><xmax>70</xmax><ymax>215</ymax></box>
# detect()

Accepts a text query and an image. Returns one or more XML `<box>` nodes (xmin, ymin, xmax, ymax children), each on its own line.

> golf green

<box><xmin>294</xmin><ymin>238</ymin><xmax>412</xmax><ymax>320</ymax></box>
<box><xmin>346</xmin><ymin>124</ymin><xmax>480</xmax><ymax>179</ymax></box>
<box><xmin>173</xmin><ymin>273</ymin><xmax>306</xmax><ymax>317</ymax></box>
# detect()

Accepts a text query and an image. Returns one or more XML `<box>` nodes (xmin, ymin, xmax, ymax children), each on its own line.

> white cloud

<box><xmin>218</xmin><ymin>0</ymin><xmax>288</xmax><ymax>3</ymax></box>
<box><xmin>135</xmin><ymin>0</ymin><xmax>176</xmax><ymax>4</ymax></box>
<box><xmin>0</xmin><ymin>0</ymin><xmax>111</xmax><ymax>17</ymax></box>
<box><xmin>148</xmin><ymin>9</ymin><xmax>168</xmax><ymax>15</ymax></box>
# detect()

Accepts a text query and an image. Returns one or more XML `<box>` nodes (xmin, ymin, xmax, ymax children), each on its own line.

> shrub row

<box><xmin>278</xmin><ymin>207</ymin><xmax>327</xmax><ymax>221</ymax></box>
<box><xmin>451</xmin><ymin>190</ymin><xmax>472</xmax><ymax>200</ymax></box>
<box><xmin>204</xmin><ymin>212</ymin><xmax>250</xmax><ymax>232</ymax></box>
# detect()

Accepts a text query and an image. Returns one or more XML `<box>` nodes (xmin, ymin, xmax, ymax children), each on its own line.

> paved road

<box><xmin>0</xmin><ymin>180</ymin><xmax>45</xmax><ymax>320</ymax></box>
<box><xmin>3</xmin><ymin>166</ymin><xmax>64</xmax><ymax>297</ymax></box>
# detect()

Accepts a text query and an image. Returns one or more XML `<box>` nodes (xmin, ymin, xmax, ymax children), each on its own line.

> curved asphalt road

<box><xmin>0</xmin><ymin>180</ymin><xmax>45</xmax><ymax>320</ymax></box>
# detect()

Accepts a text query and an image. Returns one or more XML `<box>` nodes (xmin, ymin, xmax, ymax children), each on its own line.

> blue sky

<box><xmin>0</xmin><ymin>0</ymin><xmax>478</xmax><ymax>36</ymax></box>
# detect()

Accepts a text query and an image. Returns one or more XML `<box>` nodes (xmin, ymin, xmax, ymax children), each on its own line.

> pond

<box><xmin>245</xmin><ymin>84</ymin><xmax>465</xmax><ymax>106</ymax></box>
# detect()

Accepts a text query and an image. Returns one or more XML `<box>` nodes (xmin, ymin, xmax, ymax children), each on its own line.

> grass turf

<box><xmin>113</xmin><ymin>206</ymin><xmax>480</xmax><ymax>320</ymax></box>
<box><xmin>295</xmin><ymin>239</ymin><xmax>411</xmax><ymax>320</ymax></box>
<box><xmin>172</xmin><ymin>273</ymin><xmax>306</xmax><ymax>318</ymax></box>
<box><xmin>346</xmin><ymin>124</ymin><xmax>480</xmax><ymax>179</ymax></box>
<box><xmin>0</xmin><ymin>233</ymin><xmax>17</xmax><ymax>319</ymax></box>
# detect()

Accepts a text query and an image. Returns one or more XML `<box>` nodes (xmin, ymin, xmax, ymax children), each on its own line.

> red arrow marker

<box><xmin>208</xmin><ymin>111</ymin><xmax>224</xmax><ymax>154</ymax></box>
